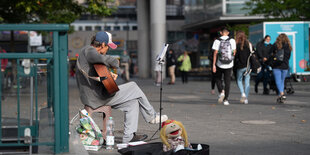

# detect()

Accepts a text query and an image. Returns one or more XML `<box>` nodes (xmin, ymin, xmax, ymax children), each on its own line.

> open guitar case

<box><xmin>118</xmin><ymin>142</ymin><xmax>209</xmax><ymax>155</ymax></box>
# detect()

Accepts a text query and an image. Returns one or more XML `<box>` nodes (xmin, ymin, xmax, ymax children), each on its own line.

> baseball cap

<box><xmin>95</xmin><ymin>31</ymin><xmax>117</xmax><ymax>49</ymax></box>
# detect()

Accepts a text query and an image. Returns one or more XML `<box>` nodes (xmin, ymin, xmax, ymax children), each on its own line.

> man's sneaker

<box><xmin>244</xmin><ymin>99</ymin><xmax>248</xmax><ymax>104</ymax></box>
<box><xmin>223</xmin><ymin>100</ymin><xmax>230</xmax><ymax>105</ymax></box>
<box><xmin>150</xmin><ymin>114</ymin><xmax>168</xmax><ymax>124</ymax></box>
<box><xmin>218</xmin><ymin>93</ymin><xmax>225</xmax><ymax>103</ymax></box>
<box><xmin>130</xmin><ymin>133</ymin><xmax>148</xmax><ymax>142</ymax></box>
<box><xmin>240</xmin><ymin>94</ymin><xmax>246</xmax><ymax>103</ymax></box>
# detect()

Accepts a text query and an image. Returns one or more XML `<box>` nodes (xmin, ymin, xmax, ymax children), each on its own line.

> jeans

<box><xmin>272</xmin><ymin>69</ymin><xmax>288</xmax><ymax>95</ymax></box>
<box><xmin>236</xmin><ymin>67</ymin><xmax>251</xmax><ymax>98</ymax></box>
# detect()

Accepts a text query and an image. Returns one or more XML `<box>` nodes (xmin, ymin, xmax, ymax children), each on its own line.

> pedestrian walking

<box><xmin>255</xmin><ymin>35</ymin><xmax>273</xmax><ymax>94</ymax></box>
<box><xmin>209</xmin><ymin>49</ymin><xmax>216</xmax><ymax>94</ymax></box>
<box><xmin>120</xmin><ymin>50</ymin><xmax>130</xmax><ymax>82</ymax></box>
<box><xmin>234</xmin><ymin>31</ymin><xmax>253</xmax><ymax>104</ymax></box>
<box><xmin>212</xmin><ymin>27</ymin><xmax>236</xmax><ymax>105</ymax></box>
<box><xmin>177</xmin><ymin>51</ymin><xmax>191</xmax><ymax>84</ymax></box>
<box><xmin>166</xmin><ymin>49</ymin><xmax>176</xmax><ymax>85</ymax></box>
<box><xmin>154</xmin><ymin>62</ymin><xmax>162</xmax><ymax>86</ymax></box>
<box><xmin>209</xmin><ymin>36</ymin><xmax>224</xmax><ymax>95</ymax></box>
<box><xmin>270</xmin><ymin>33</ymin><xmax>292</xmax><ymax>103</ymax></box>
<box><xmin>0</xmin><ymin>46</ymin><xmax>8</xmax><ymax>100</ymax></box>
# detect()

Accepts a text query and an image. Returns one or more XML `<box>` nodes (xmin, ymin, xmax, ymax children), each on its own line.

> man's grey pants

<box><xmin>105</xmin><ymin>82</ymin><xmax>157</xmax><ymax>143</ymax></box>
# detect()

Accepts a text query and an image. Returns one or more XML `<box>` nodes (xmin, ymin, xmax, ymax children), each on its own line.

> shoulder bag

<box><xmin>244</xmin><ymin>43</ymin><xmax>261</xmax><ymax>76</ymax></box>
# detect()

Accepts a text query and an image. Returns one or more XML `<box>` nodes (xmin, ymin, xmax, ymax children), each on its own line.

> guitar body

<box><xmin>94</xmin><ymin>64</ymin><xmax>120</xmax><ymax>96</ymax></box>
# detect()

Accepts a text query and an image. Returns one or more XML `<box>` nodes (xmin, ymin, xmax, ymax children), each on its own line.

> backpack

<box><xmin>218</xmin><ymin>38</ymin><xmax>234</xmax><ymax>64</ymax></box>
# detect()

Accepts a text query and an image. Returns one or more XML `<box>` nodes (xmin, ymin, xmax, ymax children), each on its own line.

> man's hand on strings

<box><xmin>111</xmin><ymin>72</ymin><xmax>118</xmax><ymax>80</ymax></box>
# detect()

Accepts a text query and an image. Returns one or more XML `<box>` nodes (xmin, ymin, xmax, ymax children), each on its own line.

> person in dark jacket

<box><xmin>234</xmin><ymin>31</ymin><xmax>252</xmax><ymax>104</ymax></box>
<box><xmin>271</xmin><ymin>33</ymin><xmax>292</xmax><ymax>103</ymax></box>
<box><xmin>166</xmin><ymin>49</ymin><xmax>176</xmax><ymax>84</ymax></box>
<box><xmin>208</xmin><ymin>36</ymin><xmax>223</xmax><ymax>95</ymax></box>
<box><xmin>255</xmin><ymin>35</ymin><xmax>273</xmax><ymax>94</ymax></box>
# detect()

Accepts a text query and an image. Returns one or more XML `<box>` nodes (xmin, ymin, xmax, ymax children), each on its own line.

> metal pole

<box><xmin>28</xmin><ymin>44</ymin><xmax>33</xmax><ymax>155</ymax></box>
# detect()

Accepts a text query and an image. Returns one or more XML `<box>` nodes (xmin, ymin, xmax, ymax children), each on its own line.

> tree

<box><xmin>0</xmin><ymin>0</ymin><xmax>116</xmax><ymax>85</ymax></box>
<box><xmin>0</xmin><ymin>0</ymin><xmax>116</xmax><ymax>51</ymax></box>
<box><xmin>244</xmin><ymin>0</ymin><xmax>310</xmax><ymax>21</ymax></box>
<box><xmin>0</xmin><ymin>0</ymin><xmax>116</xmax><ymax>24</ymax></box>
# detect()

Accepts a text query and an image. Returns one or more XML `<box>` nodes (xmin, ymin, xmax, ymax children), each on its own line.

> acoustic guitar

<box><xmin>94</xmin><ymin>64</ymin><xmax>120</xmax><ymax>96</ymax></box>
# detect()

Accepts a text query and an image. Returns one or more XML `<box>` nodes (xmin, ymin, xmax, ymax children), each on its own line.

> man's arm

<box><xmin>86</xmin><ymin>48</ymin><xmax>119</xmax><ymax>68</ymax></box>
<box><xmin>211</xmin><ymin>39</ymin><xmax>219</xmax><ymax>73</ymax></box>
<box><xmin>231</xmin><ymin>39</ymin><xmax>237</xmax><ymax>56</ymax></box>
<box><xmin>213</xmin><ymin>50</ymin><xmax>218</xmax><ymax>73</ymax></box>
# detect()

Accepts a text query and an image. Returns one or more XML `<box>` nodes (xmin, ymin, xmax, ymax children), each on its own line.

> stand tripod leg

<box><xmin>147</xmin><ymin>62</ymin><xmax>164</xmax><ymax>142</ymax></box>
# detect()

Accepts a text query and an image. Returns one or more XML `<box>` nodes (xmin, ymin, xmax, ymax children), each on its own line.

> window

<box><xmin>78</xmin><ymin>26</ymin><xmax>83</xmax><ymax>31</ymax></box>
<box><xmin>127</xmin><ymin>40</ymin><xmax>137</xmax><ymax>50</ymax></box>
<box><xmin>123</xmin><ymin>26</ymin><xmax>130</xmax><ymax>31</ymax></box>
<box><xmin>114</xmin><ymin>26</ymin><xmax>120</xmax><ymax>31</ymax></box>
<box><xmin>132</xmin><ymin>26</ymin><xmax>137</xmax><ymax>30</ymax></box>
<box><xmin>94</xmin><ymin>26</ymin><xmax>102</xmax><ymax>31</ymax></box>
<box><xmin>85</xmin><ymin>26</ymin><xmax>92</xmax><ymax>31</ymax></box>
<box><xmin>104</xmin><ymin>26</ymin><xmax>111</xmax><ymax>31</ymax></box>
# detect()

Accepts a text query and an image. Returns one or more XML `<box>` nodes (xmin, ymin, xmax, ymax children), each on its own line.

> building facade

<box><xmin>69</xmin><ymin>0</ymin><xmax>187</xmax><ymax>78</ymax></box>
<box><xmin>182</xmin><ymin>0</ymin><xmax>265</xmax><ymax>68</ymax></box>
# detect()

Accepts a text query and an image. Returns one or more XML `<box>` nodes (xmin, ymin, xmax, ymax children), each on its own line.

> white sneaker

<box><xmin>150</xmin><ymin>114</ymin><xmax>168</xmax><ymax>124</ymax></box>
<box><xmin>244</xmin><ymin>99</ymin><xmax>248</xmax><ymax>104</ymax></box>
<box><xmin>218</xmin><ymin>93</ymin><xmax>225</xmax><ymax>103</ymax></box>
<box><xmin>240</xmin><ymin>94</ymin><xmax>246</xmax><ymax>103</ymax></box>
<box><xmin>223</xmin><ymin>100</ymin><xmax>230</xmax><ymax>105</ymax></box>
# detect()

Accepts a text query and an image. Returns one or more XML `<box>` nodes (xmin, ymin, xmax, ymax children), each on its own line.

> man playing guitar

<box><xmin>76</xmin><ymin>31</ymin><xmax>168</xmax><ymax>143</ymax></box>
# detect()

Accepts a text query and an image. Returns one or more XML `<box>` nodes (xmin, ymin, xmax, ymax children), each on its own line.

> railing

<box><xmin>0</xmin><ymin>24</ymin><xmax>69</xmax><ymax>154</ymax></box>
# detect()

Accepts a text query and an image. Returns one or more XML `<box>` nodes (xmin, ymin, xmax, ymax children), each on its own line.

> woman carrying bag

<box><xmin>234</xmin><ymin>31</ymin><xmax>253</xmax><ymax>104</ymax></box>
<box><xmin>270</xmin><ymin>33</ymin><xmax>292</xmax><ymax>104</ymax></box>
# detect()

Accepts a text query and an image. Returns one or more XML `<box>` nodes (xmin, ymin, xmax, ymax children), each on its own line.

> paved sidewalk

<box><xmin>66</xmin><ymin>77</ymin><xmax>310</xmax><ymax>155</ymax></box>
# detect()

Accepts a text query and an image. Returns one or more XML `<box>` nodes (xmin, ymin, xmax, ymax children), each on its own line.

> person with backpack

<box><xmin>212</xmin><ymin>27</ymin><xmax>236</xmax><ymax>105</ymax></box>
<box><xmin>234</xmin><ymin>31</ymin><xmax>253</xmax><ymax>104</ymax></box>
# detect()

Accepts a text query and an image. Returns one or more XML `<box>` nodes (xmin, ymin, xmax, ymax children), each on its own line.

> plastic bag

<box><xmin>77</xmin><ymin>109</ymin><xmax>104</xmax><ymax>151</ymax></box>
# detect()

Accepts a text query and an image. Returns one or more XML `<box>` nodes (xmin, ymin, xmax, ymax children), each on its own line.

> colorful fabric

<box><xmin>77</xmin><ymin>109</ymin><xmax>104</xmax><ymax>147</ymax></box>
<box><xmin>177</xmin><ymin>55</ymin><xmax>191</xmax><ymax>72</ymax></box>
<box><xmin>163</xmin><ymin>136</ymin><xmax>192</xmax><ymax>152</ymax></box>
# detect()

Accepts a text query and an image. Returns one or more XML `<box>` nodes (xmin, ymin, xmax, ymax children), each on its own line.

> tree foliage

<box><xmin>244</xmin><ymin>0</ymin><xmax>310</xmax><ymax>21</ymax></box>
<box><xmin>0</xmin><ymin>0</ymin><xmax>116</xmax><ymax>24</ymax></box>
